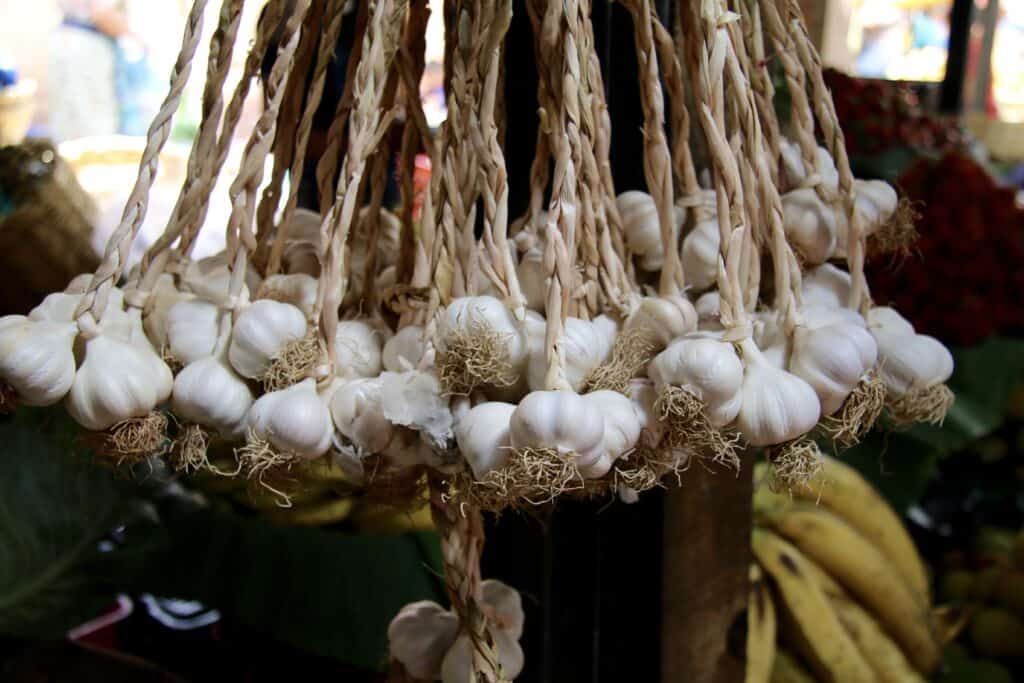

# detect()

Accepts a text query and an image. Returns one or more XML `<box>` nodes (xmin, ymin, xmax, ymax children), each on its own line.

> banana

<box><xmin>769</xmin><ymin>649</ymin><xmax>816</xmax><ymax>683</ymax></box>
<box><xmin>830</xmin><ymin>594</ymin><xmax>926</xmax><ymax>683</ymax></box>
<box><xmin>752</xmin><ymin>529</ymin><xmax>875</xmax><ymax>683</ymax></box>
<box><xmin>747</xmin><ymin>565</ymin><xmax>777</xmax><ymax>683</ymax></box>
<box><xmin>758</xmin><ymin>502</ymin><xmax>941</xmax><ymax>675</ymax></box>
<box><xmin>763</xmin><ymin>457</ymin><xmax>930</xmax><ymax>602</ymax></box>
<box><xmin>263</xmin><ymin>496</ymin><xmax>355</xmax><ymax>526</ymax></box>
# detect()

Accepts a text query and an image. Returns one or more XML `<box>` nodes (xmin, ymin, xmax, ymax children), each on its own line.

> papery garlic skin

<box><xmin>868</xmin><ymin>307</ymin><xmax>953</xmax><ymax>395</ymax></box>
<box><xmin>455</xmin><ymin>402</ymin><xmax>516</xmax><ymax>479</ymax></box>
<box><xmin>790</xmin><ymin>322</ymin><xmax>878</xmax><ymax>415</ymax></box>
<box><xmin>617</xmin><ymin>191</ymin><xmax>685</xmax><ymax>271</ymax></box>
<box><xmin>182</xmin><ymin>253</ymin><xmax>261</xmax><ymax>303</ymax></box>
<box><xmin>247</xmin><ymin>378</ymin><xmax>333</xmax><ymax>458</ymax></box>
<box><xmin>379</xmin><ymin>370</ymin><xmax>454</xmax><ymax>448</ymax></box>
<box><xmin>582</xmin><ymin>390</ymin><xmax>643</xmax><ymax>466</ymax></box>
<box><xmin>228</xmin><ymin>300</ymin><xmax>308</xmax><ymax>379</ymax></box>
<box><xmin>802</xmin><ymin>264</ymin><xmax>852</xmax><ymax>309</ymax></box>
<box><xmin>258</xmin><ymin>273</ymin><xmax>318</xmax><ymax>318</ymax></box>
<box><xmin>834</xmin><ymin>179</ymin><xmax>899</xmax><ymax>255</ymax></box>
<box><xmin>648</xmin><ymin>337</ymin><xmax>744</xmax><ymax>427</ymax></box>
<box><xmin>388</xmin><ymin>601</ymin><xmax>460</xmax><ymax>682</ymax></box>
<box><xmin>172</xmin><ymin>355</ymin><xmax>253</xmax><ymax>438</ymax></box>
<box><xmin>781</xmin><ymin>188</ymin><xmax>838</xmax><ymax>265</ymax></box>
<box><xmin>334</xmin><ymin>320</ymin><xmax>383</xmax><ymax>379</ymax></box>
<box><xmin>439</xmin><ymin>296</ymin><xmax>528</xmax><ymax>367</ymax></box>
<box><xmin>509</xmin><ymin>390</ymin><xmax>605</xmax><ymax>466</ymax></box>
<box><xmin>329</xmin><ymin>377</ymin><xmax>394</xmax><ymax>454</ymax></box>
<box><xmin>681</xmin><ymin>214</ymin><xmax>721</xmax><ymax>291</ymax></box>
<box><xmin>624</xmin><ymin>296</ymin><xmax>698</xmax><ymax>348</ymax></box>
<box><xmin>383</xmin><ymin>325</ymin><xmax>429</xmax><ymax>372</ymax></box>
<box><xmin>67</xmin><ymin>324</ymin><xmax>174</xmax><ymax>431</ymax></box>
<box><xmin>139</xmin><ymin>274</ymin><xmax>193</xmax><ymax>349</ymax></box>
<box><xmin>525</xmin><ymin>317</ymin><xmax>615</xmax><ymax>391</ymax></box>
<box><xmin>0</xmin><ymin>316</ymin><xmax>78</xmax><ymax>406</ymax></box>
<box><xmin>167</xmin><ymin>300</ymin><xmax>222</xmax><ymax>366</ymax></box>
<box><xmin>734</xmin><ymin>339</ymin><xmax>821</xmax><ymax>447</ymax></box>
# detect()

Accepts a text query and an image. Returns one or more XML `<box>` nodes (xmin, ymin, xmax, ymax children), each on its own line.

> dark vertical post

<box><xmin>940</xmin><ymin>0</ymin><xmax>974</xmax><ymax>113</ymax></box>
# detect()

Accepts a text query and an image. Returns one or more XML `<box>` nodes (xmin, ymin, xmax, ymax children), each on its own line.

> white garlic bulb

<box><xmin>388</xmin><ymin>601</ymin><xmax>460</xmax><ymax>682</ymax></box>
<box><xmin>247</xmin><ymin>378</ymin><xmax>333</xmax><ymax>458</ymax></box>
<box><xmin>516</xmin><ymin>246</ymin><xmax>548</xmax><ymax>312</ymax></box>
<box><xmin>695</xmin><ymin>291</ymin><xmax>720</xmax><ymax>322</ymax></box>
<box><xmin>281</xmin><ymin>208</ymin><xmax>323</xmax><ymax>276</ymax></box>
<box><xmin>617</xmin><ymin>190</ymin><xmax>685</xmax><ymax>271</ymax></box>
<box><xmin>583</xmin><ymin>390</ymin><xmax>643</xmax><ymax>464</ymax></box>
<box><xmin>509</xmin><ymin>390</ymin><xmax>605</xmax><ymax>466</ymax></box>
<box><xmin>802</xmin><ymin>263</ymin><xmax>852</xmax><ymax>309</ymax></box>
<box><xmin>66</xmin><ymin>316</ymin><xmax>174</xmax><ymax>430</ymax></box>
<box><xmin>781</xmin><ymin>188</ymin><xmax>838</xmax><ymax>265</ymax></box>
<box><xmin>181</xmin><ymin>252</ymin><xmax>262</xmax><ymax>303</ymax></box>
<box><xmin>868</xmin><ymin>307</ymin><xmax>953</xmax><ymax>395</ymax></box>
<box><xmin>734</xmin><ymin>338</ymin><xmax>821</xmax><ymax>447</ymax></box>
<box><xmin>167</xmin><ymin>300</ymin><xmax>223</xmax><ymax>366</ymax></box>
<box><xmin>789</xmin><ymin>321</ymin><xmax>878</xmax><ymax>415</ymax></box>
<box><xmin>0</xmin><ymin>316</ymin><xmax>78</xmax><ymax>406</ymax></box>
<box><xmin>329</xmin><ymin>377</ymin><xmax>394</xmax><ymax>454</ymax></box>
<box><xmin>779</xmin><ymin>139</ymin><xmax>839</xmax><ymax>192</ymax></box>
<box><xmin>525</xmin><ymin>317</ymin><xmax>616</xmax><ymax>391</ymax></box>
<box><xmin>455</xmin><ymin>402</ymin><xmax>516</xmax><ymax>479</ymax></box>
<box><xmin>29</xmin><ymin>292</ymin><xmax>82</xmax><ymax>323</ymax></box>
<box><xmin>623</xmin><ymin>295</ymin><xmax>698</xmax><ymax>348</ymax></box>
<box><xmin>681</xmin><ymin>213</ymin><xmax>721</xmax><ymax>291</ymax></box>
<box><xmin>258</xmin><ymin>273</ymin><xmax>318</xmax><ymax>318</ymax></box>
<box><xmin>140</xmin><ymin>274</ymin><xmax>194</xmax><ymax>349</ymax></box>
<box><xmin>480</xmin><ymin>579</ymin><xmax>526</xmax><ymax>639</ymax></box>
<box><xmin>383</xmin><ymin>325</ymin><xmax>429</xmax><ymax>372</ymax></box>
<box><xmin>439</xmin><ymin>296</ymin><xmax>528</xmax><ymax>368</ymax></box>
<box><xmin>334</xmin><ymin>320</ymin><xmax>383</xmax><ymax>379</ymax></box>
<box><xmin>648</xmin><ymin>337</ymin><xmax>744</xmax><ymax>427</ymax></box>
<box><xmin>834</xmin><ymin>179</ymin><xmax>900</xmax><ymax>256</ymax></box>
<box><xmin>228</xmin><ymin>300</ymin><xmax>308</xmax><ymax>379</ymax></box>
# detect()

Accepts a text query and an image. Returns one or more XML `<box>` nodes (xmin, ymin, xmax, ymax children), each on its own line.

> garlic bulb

<box><xmin>439</xmin><ymin>296</ymin><xmax>528</xmax><ymax>368</ymax></box>
<box><xmin>779</xmin><ymin>139</ymin><xmax>839</xmax><ymax>192</ymax></box>
<box><xmin>834</xmin><ymin>179</ymin><xmax>899</xmax><ymax>255</ymax></box>
<box><xmin>247</xmin><ymin>378</ymin><xmax>333</xmax><ymax>458</ymax></box>
<box><xmin>281</xmin><ymin>208</ymin><xmax>323</xmax><ymax>276</ymax></box>
<box><xmin>181</xmin><ymin>253</ymin><xmax>260</xmax><ymax>303</ymax></box>
<box><xmin>789</xmin><ymin>320</ymin><xmax>878</xmax><ymax>415</ymax></box>
<box><xmin>509</xmin><ymin>390</ymin><xmax>605</xmax><ymax>466</ymax></box>
<box><xmin>681</xmin><ymin>213</ymin><xmax>721</xmax><ymax>291</ymax></box>
<box><xmin>648</xmin><ymin>337</ymin><xmax>744</xmax><ymax>427</ymax></box>
<box><xmin>480</xmin><ymin>579</ymin><xmax>526</xmax><ymax>639</ymax></box>
<box><xmin>583</xmin><ymin>390</ymin><xmax>643</xmax><ymax>464</ymax></box>
<box><xmin>0</xmin><ymin>316</ymin><xmax>78</xmax><ymax>406</ymax></box>
<box><xmin>258</xmin><ymin>273</ymin><xmax>318</xmax><ymax>318</ymax></box>
<box><xmin>440</xmin><ymin>581</ymin><xmax>526</xmax><ymax>683</ymax></box>
<box><xmin>334</xmin><ymin>320</ymin><xmax>383</xmax><ymax>379</ymax></box>
<box><xmin>516</xmin><ymin>246</ymin><xmax>547</xmax><ymax>312</ymax></box>
<box><xmin>140</xmin><ymin>274</ymin><xmax>194</xmax><ymax>349</ymax></box>
<box><xmin>29</xmin><ymin>292</ymin><xmax>82</xmax><ymax>323</ymax></box>
<box><xmin>329</xmin><ymin>377</ymin><xmax>394</xmax><ymax>454</ymax></box>
<box><xmin>167</xmin><ymin>300</ymin><xmax>223</xmax><ymax>366</ymax></box>
<box><xmin>67</xmin><ymin>316</ymin><xmax>174</xmax><ymax>430</ymax></box>
<box><xmin>734</xmin><ymin>338</ymin><xmax>821</xmax><ymax>447</ymax></box>
<box><xmin>383</xmin><ymin>325</ymin><xmax>429</xmax><ymax>372</ymax></box>
<box><xmin>802</xmin><ymin>263</ymin><xmax>852</xmax><ymax>309</ymax></box>
<box><xmin>781</xmin><ymin>188</ymin><xmax>838</xmax><ymax>265</ymax></box>
<box><xmin>455</xmin><ymin>402</ymin><xmax>516</xmax><ymax>479</ymax></box>
<box><xmin>617</xmin><ymin>191</ymin><xmax>685</xmax><ymax>271</ymax></box>
<box><xmin>695</xmin><ymin>291</ymin><xmax>720</xmax><ymax>322</ymax></box>
<box><xmin>388</xmin><ymin>601</ymin><xmax>460</xmax><ymax>681</ymax></box>
<box><xmin>228</xmin><ymin>300</ymin><xmax>308</xmax><ymax>379</ymax></box>
<box><xmin>868</xmin><ymin>307</ymin><xmax>953</xmax><ymax>395</ymax></box>
<box><xmin>623</xmin><ymin>295</ymin><xmax>698</xmax><ymax>348</ymax></box>
<box><xmin>525</xmin><ymin>316</ymin><xmax>616</xmax><ymax>391</ymax></box>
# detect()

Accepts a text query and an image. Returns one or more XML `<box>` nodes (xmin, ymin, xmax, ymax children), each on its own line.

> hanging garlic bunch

<box><xmin>436</xmin><ymin>296</ymin><xmax>528</xmax><ymax>394</ymax></box>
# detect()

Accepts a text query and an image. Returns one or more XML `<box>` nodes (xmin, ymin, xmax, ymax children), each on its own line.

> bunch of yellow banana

<box><xmin>748</xmin><ymin>456</ymin><xmax>942</xmax><ymax>683</ymax></box>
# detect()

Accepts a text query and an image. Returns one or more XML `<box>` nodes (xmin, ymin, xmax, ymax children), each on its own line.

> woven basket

<box><xmin>0</xmin><ymin>80</ymin><xmax>37</xmax><ymax>147</ymax></box>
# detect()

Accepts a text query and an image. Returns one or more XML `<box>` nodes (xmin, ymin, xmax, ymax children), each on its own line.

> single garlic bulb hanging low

<box><xmin>648</xmin><ymin>337</ymin><xmax>744</xmax><ymax>427</ymax></box>
<box><xmin>525</xmin><ymin>317</ymin><xmax>616</xmax><ymax>391</ymax></box>
<box><xmin>509</xmin><ymin>390</ymin><xmax>605</xmax><ymax>467</ymax></box>
<box><xmin>247</xmin><ymin>378</ymin><xmax>333</xmax><ymax>458</ymax></box>
<box><xmin>616</xmin><ymin>190</ymin><xmax>685</xmax><ymax>271</ymax></box>
<box><xmin>257</xmin><ymin>273</ymin><xmax>318</xmax><ymax>318</ymax></box>
<box><xmin>388</xmin><ymin>601</ymin><xmax>460</xmax><ymax>681</ymax></box>
<box><xmin>228</xmin><ymin>300</ymin><xmax>308</xmax><ymax>379</ymax></box>
<box><xmin>789</xmin><ymin>319</ymin><xmax>878</xmax><ymax>415</ymax></box>
<box><xmin>329</xmin><ymin>377</ymin><xmax>394</xmax><ymax>454</ymax></box>
<box><xmin>733</xmin><ymin>338</ymin><xmax>821</xmax><ymax>447</ymax></box>
<box><xmin>623</xmin><ymin>295</ymin><xmax>698</xmax><ymax>348</ymax></box>
<box><xmin>167</xmin><ymin>300</ymin><xmax>223</xmax><ymax>366</ymax></box>
<box><xmin>868</xmin><ymin>307</ymin><xmax>953</xmax><ymax>395</ymax></box>
<box><xmin>455</xmin><ymin>401</ymin><xmax>516</xmax><ymax>479</ymax></box>
<box><xmin>681</xmin><ymin>212</ymin><xmax>721</xmax><ymax>292</ymax></box>
<box><xmin>66</xmin><ymin>313</ymin><xmax>174</xmax><ymax>430</ymax></box>
<box><xmin>334</xmin><ymin>320</ymin><xmax>383</xmax><ymax>380</ymax></box>
<box><xmin>383</xmin><ymin>325</ymin><xmax>429</xmax><ymax>372</ymax></box>
<box><xmin>439</xmin><ymin>580</ymin><xmax>526</xmax><ymax>683</ymax></box>
<box><xmin>171</xmin><ymin>319</ymin><xmax>253</xmax><ymax>438</ymax></box>
<box><xmin>781</xmin><ymin>188</ymin><xmax>838</xmax><ymax>265</ymax></box>
<box><xmin>0</xmin><ymin>316</ymin><xmax>79</xmax><ymax>406</ymax></box>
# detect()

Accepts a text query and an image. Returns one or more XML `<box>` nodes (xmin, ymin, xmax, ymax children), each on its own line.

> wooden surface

<box><xmin>661</xmin><ymin>462</ymin><xmax>754</xmax><ymax>683</ymax></box>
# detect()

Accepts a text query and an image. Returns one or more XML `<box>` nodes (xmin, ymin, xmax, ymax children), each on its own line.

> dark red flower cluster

<box><xmin>867</xmin><ymin>153</ymin><xmax>1024</xmax><ymax>346</ymax></box>
<box><xmin>824</xmin><ymin>69</ymin><xmax>962</xmax><ymax>157</ymax></box>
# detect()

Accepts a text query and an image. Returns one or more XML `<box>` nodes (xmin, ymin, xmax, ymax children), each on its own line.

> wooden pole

<box><xmin>661</xmin><ymin>461</ymin><xmax>754</xmax><ymax>683</ymax></box>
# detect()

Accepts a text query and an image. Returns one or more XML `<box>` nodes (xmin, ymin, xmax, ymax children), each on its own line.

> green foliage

<box><xmin>934</xmin><ymin>651</ymin><xmax>1013</xmax><ymax>683</ymax></box>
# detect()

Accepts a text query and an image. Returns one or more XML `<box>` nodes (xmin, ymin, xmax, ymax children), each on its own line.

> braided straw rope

<box><xmin>737</xmin><ymin>0</ymin><xmax>781</xmax><ymax>185</ymax></box>
<box><xmin>135</xmin><ymin>0</ymin><xmax>244</xmax><ymax>300</ymax></box>
<box><xmin>74</xmin><ymin>0</ymin><xmax>210</xmax><ymax>328</ymax></box>
<box><xmin>650</xmin><ymin>13</ymin><xmax>700</xmax><ymax>204</ymax></box>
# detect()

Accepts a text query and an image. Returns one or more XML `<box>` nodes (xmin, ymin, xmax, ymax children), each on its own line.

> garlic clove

<box><xmin>167</xmin><ymin>299</ymin><xmax>223</xmax><ymax>366</ymax></box>
<box><xmin>681</xmin><ymin>214</ymin><xmax>720</xmax><ymax>291</ymax></box>
<box><xmin>0</xmin><ymin>316</ymin><xmax>78</xmax><ymax>406</ymax></box>
<box><xmin>440</xmin><ymin>633</ymin><xmax>474</xmax><ymax>683</ymax></box>
<box><xmin>582</xmin><ymin>390</ymin><xmax>643</xmax><ymax>464</ymax></box>
<box><xmin>781</xmin><ymin>188</ymin><xmax>838</xmax><ymax>265</ymax></box>
<box><xmin>623</xmin><ymin>295</ymin><xmax>698</xmax><ymax>348</ymax></box>
<box><xmin>140</xmin><ymin>274</ymin><xmax>194</xmax><ymax>350</ymax></box>
<box><xmin>172</xmin><ymin>356</ymin><xmax>254</xmax><ymax>438</ymax></box>
<box><xmin>383</xmin><ymin>325</ymin><xmax>429</xmax><ymax>372</ymax></box>
<box><xmin>802</xmin><ymin>263</ymin><xmax>852</xmax><ymax>309</ymax></box>
<box><xmin>247</xmin><ymin>378</ymin><xmax>334</xmax><ymax>458</ymax></box>
<box><xmin>489</xmin><ymin>627</ymin><xmax>526</xmax><ymax>680</ymax></box>
<box><xmin>388</xmin><ymin>601</ymin><xmax>460</xmax><ymax>682</ymax></box>
<box><xmin>455</xmin><ymin>402</ymin><xmax>516</xmax><ymax>480</ymax></box>
<box><xmin>648</xmin><ymin>337</ymin><xmax>744</xmax><ymax>427</ymax></box>
<box><xmin>779</xmin><ymin>139</ymin><xmax>839</xmax><ymax>193</ymax></box>
<box><xmin>329</xmin><ymin>377</ymin><xmax>394</xmax><ymax>454</ymax></box>
<box><xmin>228</xmin><ymin>300</ymin><xmax>308</xmax><ymax>379</ymax></box>
<box><xmin>509</xmin><ymin>390</ymin><xmax>605</xmax><ymax>464</ymax></box>
<box><xmin>335</xmin><ymin>320</ymin><xmax>384</xmax><ymax>379</ymax></box>
<box><xmin>867</xmin><ymin>306</ymin><xmax>916</xmax><ymax>337</ymax></box>
<box><xmin>734</xmin><ymin>339</ymin><xmax>821</xmax><ymax>447</ymax></box>
<box><xmin>258</xmin><ymin>273</ymin><xmax>319</xmax><ymax>318</ymax></box>
<box><xmin>695</xmin><ymin>290</ymin><xmax>720</xmax><ymax>322</ymax></box>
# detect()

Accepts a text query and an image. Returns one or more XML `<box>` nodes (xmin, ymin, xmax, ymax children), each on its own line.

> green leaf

<box><xmin>838</xmin><ymin>430</ymin><xmax>943</xmax><ymax>515</ymax></box>
<box><xmin>933</xmin><ymin>651</ymin><xmax>1012</xmax><ymax>683</ymax></box>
